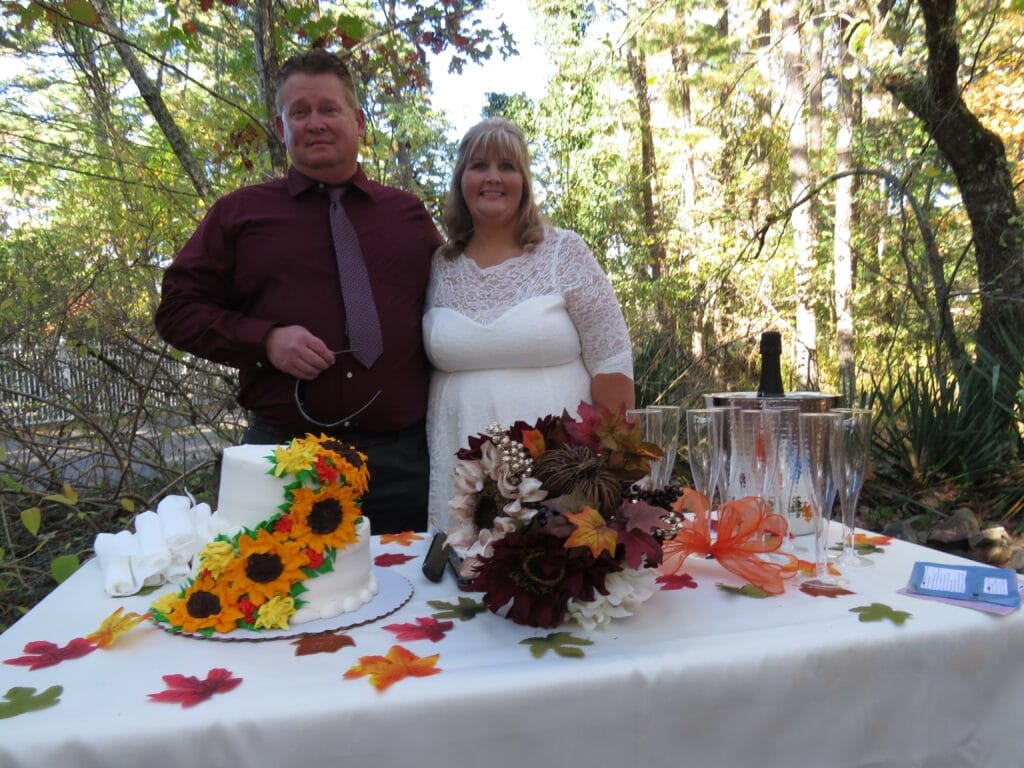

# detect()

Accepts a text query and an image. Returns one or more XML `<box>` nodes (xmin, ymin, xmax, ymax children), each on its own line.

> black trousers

<box><xmin>241</xmin><ymin>415</ymin><xmax>429</xmax><ymax>535</ymax></box>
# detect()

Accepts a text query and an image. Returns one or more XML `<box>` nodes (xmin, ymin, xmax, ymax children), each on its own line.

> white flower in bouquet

<box><xmin>566</xmin><ymin>567</ymin><xmax>660</xmax><ymax>632</ymax></box>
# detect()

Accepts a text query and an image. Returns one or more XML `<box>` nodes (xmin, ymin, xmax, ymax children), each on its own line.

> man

<box><xmin>155</xmin><ymin>49</ymin><xmax>442</xmax><ymax>534</ymax></box>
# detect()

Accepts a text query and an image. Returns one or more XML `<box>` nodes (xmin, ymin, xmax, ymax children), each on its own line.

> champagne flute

<box><xmin>830</xmin><ymin>408</ymin><xmax>873</xmax><ymax>568</ymax></box>
<box><xmin>627</xmin><ymin>408</ymin><xmax>664</xmax><ymax>491</ymax></box>
<box><xmin>714</xmin><ymin>405</ymin><xmax>740</xmax><ymax>507</ymax></box>
<box><xmin>765</xmin><ymin>406</ymin><xmax>802</xmax><ymax>551</ymax></box>
<box><xmin>685</xmin><ymin>408</ymin><xmax>724</xmax><ymax>503</ymax></box>
<box><xmin>799</xmin><ymin>412</ymin><xmax>843</xmax><ymax>586</ymax></box>
<box><xmin>649</xmin><ymin>405</ymin><xmax>681</xmax><ymax>487</ymax></box>
<box><xmin>733</xmin><ymin>409</ymin><xmax>775</xmax><ymax>500</ymax></box>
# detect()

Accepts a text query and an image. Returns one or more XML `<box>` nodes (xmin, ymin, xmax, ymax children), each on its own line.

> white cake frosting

<box><xmin>216</xmin><ymin>443</ymin><xmax>378</xmax><ymax>625</ymax></box>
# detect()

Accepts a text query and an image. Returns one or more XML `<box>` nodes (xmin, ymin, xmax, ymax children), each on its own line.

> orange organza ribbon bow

<box><xmin>660</xmin><ymin>489</ymin><xmax>798</xmax><ymax>595</ymax></box>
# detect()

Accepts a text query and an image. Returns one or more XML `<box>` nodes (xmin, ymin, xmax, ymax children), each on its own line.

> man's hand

<box><xmin>265</xmin><ymin>326</ymin><xmax>335</xmax><ymax>380</ymax></box>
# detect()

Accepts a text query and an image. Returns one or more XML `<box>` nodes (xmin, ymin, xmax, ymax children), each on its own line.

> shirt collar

<box><xmin>286</xmin><ymin>165</ymin><xmax>377</xmax><ymax>202</ymax></box>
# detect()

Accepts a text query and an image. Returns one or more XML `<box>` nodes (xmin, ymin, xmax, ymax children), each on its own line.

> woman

<box><xmin>424</xmin><ymin>118</ymin><xmax>635</xmax><ymax>531</ymax></box>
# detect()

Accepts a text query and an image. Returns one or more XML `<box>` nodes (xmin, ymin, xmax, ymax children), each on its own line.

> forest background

<box><xmin>1</xmin><ymin>0</ymin><xmax>1022</xmax><ymax>631</ymax></box>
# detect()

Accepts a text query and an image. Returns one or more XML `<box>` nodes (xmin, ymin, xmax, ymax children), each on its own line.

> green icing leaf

<box><xmin>850</xmin><ymin>602</ymin><xmax>911</xmax><ymax>625</ymax></box>
<box><xmin>716</xmin><ymin>582</ymin><xmax>772</xmax><ymax>598</ymax></box>
<box><xmin>0</xmin><ymin>686</ymin><xmax>63</xmax><ymax>720</ymax></box>
<box><xmin>428</xmin><ymin>597</ymin><xmax>487</xmax><ymax>621</ymax></box>
<box><xmin>520</xmin><ymin>632</ymin><xmax>593</xmax><ymax>659</ymax></box>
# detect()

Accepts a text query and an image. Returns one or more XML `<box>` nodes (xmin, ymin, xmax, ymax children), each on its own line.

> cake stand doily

<box><xmin>154</xmin><ymin>567</ymin><xmax>413</xmax><ymax>642</ymax></box>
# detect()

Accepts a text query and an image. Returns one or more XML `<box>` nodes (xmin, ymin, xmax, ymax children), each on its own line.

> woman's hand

<box><xmin>591</xmin><ymin>373</ymin><xmax>635</xmax><ymax>412</ymax></box>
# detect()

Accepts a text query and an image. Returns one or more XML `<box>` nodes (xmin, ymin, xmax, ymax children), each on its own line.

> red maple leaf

<box><xmin>148</xmin><ymin>668</ymin><xmax>242</xmax><ymax>708</ymax></box>
<box><xmin>374</xmin><ymin>553</ymin><xmax>415</xmax><ymax>567</ymax></box>
<box><xmin>383</xmin><ymin>617</ymin><xmax>453</xmax><ymax>643</ymax></box>
<box><xmin>4</xmin><ymin>638</ymin><xmax>96</xmax><ymax>670</ymax></box>
<box><xmin>657</xmin><ymin>573</ymin><xmax>698</xmax><ymax>591</ymax></box>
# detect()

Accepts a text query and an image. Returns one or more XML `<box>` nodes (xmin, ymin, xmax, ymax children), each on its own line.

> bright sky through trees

<box><xmin>427</xmin><ymin>2</ymin><xmax>551</xmax><ymax>138</ymax></box>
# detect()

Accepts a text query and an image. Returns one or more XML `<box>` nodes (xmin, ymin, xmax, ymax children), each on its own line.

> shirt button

<box><xmin>256</xmin><ymin>361</ymin><xmax>263</xmax><ymax>368</ymax></box>
<box><xmin>343</xmin><ymin>421</ymin><xmax>351</xmax><ymax>427</ymax></box>
<box><xmin>346</xmin><ymin>371</ymin><xmax>353</xmax><ymax>379</ymax></box>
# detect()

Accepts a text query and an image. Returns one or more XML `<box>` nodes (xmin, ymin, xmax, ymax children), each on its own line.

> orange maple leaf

<box><xmin>379</xmin><ymin>531</ymin><xmax>425</xmax><ymax>546</ymax></box>
<box><xmin>343</xmin><ymin>645</ymin><xmax>441</xmax><ymax>692</ymax></box>
<box><xmin>563</xmin><ymin>507</ymin><xmax>617</xmax><ymax>559</ymax></box>
<box><xmin>795</xmin><ymin>559</ymin><xmax>841</xmax><ymax>577</ymax></box>
<box><xmin>853</xmin><ymin>533</ymin><xmax>892</xmax><ymax>546</ymax></box>
<box><xmin>520</xmin><ymin>428</ymin><xmax>546</xmax><ymax>459</ymax></box>
<box><xmin>85</xmin><ymin>607</ymin><xmax>151</xmax><ymax>649</ymax></box>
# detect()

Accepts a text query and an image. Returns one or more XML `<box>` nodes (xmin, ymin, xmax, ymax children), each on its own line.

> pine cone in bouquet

<box><xmin>533</xmin><ymin>444</ymin><xmax>622</xmax><ymax>519</ymax></box>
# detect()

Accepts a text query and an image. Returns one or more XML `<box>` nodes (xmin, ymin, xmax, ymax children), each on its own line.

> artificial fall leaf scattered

<box><xmin>4</xmin><ymin>638</ymin><xmax>96</xmax><ymax>670</ymax></box>
<box><xmin>291</xmin><ymin>632</ymin><xmax>356</xmax><ymax>656</ymax></box>
<box><xmin>795</xmin><ymin>559</ymin><xmax>842</xmax><ymax>578</ymax></box>
<box><xmin>656</xmin><ymin>573</ymin><xmax>698</xmax><ymax>591</ymax></box>
<box><xmin>373</xmin><ymin>553</ymin><xmax>416</xmax><ymax>567</ymax></box>
<box><xmin>85</xmin><ymin>607</ymin><xmax>151</xmax><ymax>649</ymax></box>
<box><xmin>343</xmin><ymin>645</ymin><xmax>441</xmax><ymax>692</ymax></box>
<box><xmin>563</xmin><ymin>507</ymin><xmax>617</xmax><ymax>558</ymax></box>
<box><xmin>850</xmin><ymin>603</ymin><xmax>912</xmax><ymax>626</ymax></box>
<box><xmin>854</xmin><ymin>533</ymin><xmax>892</xmax><ymax>547</ymax></box>
<box><xmin>520</xmin><ymin>632</ymin><xmax>594</xmax><ymax>659</ymax></box>
<box><xmin>428</xmin><ymin>597</ymin><xmax>487</xmax><ymax>621</ymax></box>
<box><xmin>148</xmin><ymin>667</ymin><xmax>242</xmax><ymax>707</ymax></box>
<box><xmin>0</xmin><ymin>686</ymin><xmax>63</xmax><ymax>720</ymax></box>
<box><xmin>379</xmin><ymin>531</ymin><xmax>424</xmax><ymax>546</ymax></box>
<box><xmin>716</xmin><ymin>583</ymin><xmax>773</xmax><ymax>599</ymax></box>
<box><xmin>383</xmin><ymin>617</ymin><xmax>454</xmax><ymax>643</ymax></box>
<box><xmin>800</xmin><ymin>582</ymin><xmax>855</xmax><ymax>598</ymax></box>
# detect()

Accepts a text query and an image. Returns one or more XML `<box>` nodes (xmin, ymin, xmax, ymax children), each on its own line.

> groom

<box><xmin>154</xmin><ymin>49</ymin><xmax>442</xmax><ymax>534</ymax></box>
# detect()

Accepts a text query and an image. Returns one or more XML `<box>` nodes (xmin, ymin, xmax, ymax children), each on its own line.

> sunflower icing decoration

<box><xmin>151</xmin><ymin>434</ymin><xmax>368</xmax><ymax>635</ymax></box>
<box><xmin>446</xmin><ymin>402</ymin><xmax>670</xmax><ymax>630</ymax></box>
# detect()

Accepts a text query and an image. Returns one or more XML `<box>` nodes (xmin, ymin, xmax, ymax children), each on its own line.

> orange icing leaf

<box><xmin>661</xmin><ymin>495</ymin><xmax>798</xmax><ymax>595</ymax></box>
<box><xmin>343</xmin><ymin>645</ymin><xmax>441</xmax><ymax>692</ymax></box>
<box><xmin>563</xmin><ymin>507</ymin><xmax>618</xmax><ymax>559</ymax></box>
<box><xmin>379</xmin><ymin>531</ymin><xmax>425</xmax><ymax>546</ymax></box>
<box><xmin>85</xmin><ymin>607</ymin><xmax>151</xmax><ymax>649</ymax></box>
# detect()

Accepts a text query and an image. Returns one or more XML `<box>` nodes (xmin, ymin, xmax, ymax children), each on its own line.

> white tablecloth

<box><xmin>1</xmin><ymin>525</ymin><xmax>1022</xmax><ymax>768</ymax></box>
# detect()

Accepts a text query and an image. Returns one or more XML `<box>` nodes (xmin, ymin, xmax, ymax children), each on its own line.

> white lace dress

<box><xmin>423</xmin><ymin>227</ymin><xmax>634</xmax><ymax>531</ymax></box>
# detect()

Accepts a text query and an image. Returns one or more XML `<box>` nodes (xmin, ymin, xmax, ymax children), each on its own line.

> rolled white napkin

<box><xmin>131</xmin><ymin>510</ymin><xmax>171</xmax><ymax>583</ymax></box>
<box><xmin>93</xmin><ymin>530</ymin><xmax>140</xmax><ymax>597</ymax></box>
<box><xmin>194</xmin><ymin>502</ymin><xmax>232</xmax><ymax>543</ymax></box>
<box><xmin>157</xmin><ymin>495</ymin><xmax>196</xmax><ymax>561</ymax></box>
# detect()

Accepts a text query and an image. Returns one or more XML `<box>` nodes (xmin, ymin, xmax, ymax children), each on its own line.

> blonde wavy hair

<box><xmin>439</xmin><ymin>118</ymin><xmax>546</xmax><ymax>259</ymax></box>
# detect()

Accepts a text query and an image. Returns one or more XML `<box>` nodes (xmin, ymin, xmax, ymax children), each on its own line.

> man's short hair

<box><xmin>276</xmin><ymin>49</ymin><xmax>359</xmax><ymax>111</ymax></box>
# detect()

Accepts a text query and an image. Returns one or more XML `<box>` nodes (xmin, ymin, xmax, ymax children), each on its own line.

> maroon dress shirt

<box><xmin>155</xmin><ymin>166</ymin><xmax>442</xmax><ymax>435</ymax></box>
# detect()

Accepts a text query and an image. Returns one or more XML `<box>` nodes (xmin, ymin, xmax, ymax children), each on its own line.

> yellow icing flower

<box><xmin>197</xmin><ymin>539</ymin><xmax>236</xmax><ymax>578</ymax></box>
<box><xmin>227</xmin><ymin>528</ymin><xmax>307</xmax><ymax>603</ymax></box>
<box><xmin>288</xmin><ymin>482</ymin><xmax>360</xmax><ymax>553</ymax></box>
<box><xmin>273</xmin><ymin>439</ymin><xmax>320</xmax><ymax>477</ymax></box>
<box><xmin>151</xmin><ymin>590</ymin><xmax>180</xmax><ymax>616</ymax></box>
<box><xmin>253</xmin><ymin>594</ymin><xmax>295</xmax><ymax>630</ymax></box>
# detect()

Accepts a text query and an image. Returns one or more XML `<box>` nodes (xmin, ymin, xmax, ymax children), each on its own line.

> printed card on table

<box><xmin>907</xmin><ymin>561</ymin><xmax>1021</xmax><ymax>609</ymax></box>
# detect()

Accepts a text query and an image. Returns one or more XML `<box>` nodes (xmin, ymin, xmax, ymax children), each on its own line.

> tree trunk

<box><xmin>93</xmin><ymin>0</ymin><xmax>210</xmax><ymax>200</ymax></box>
<box><xmin>251</xmin><ymin>0</ymin><xmax>287</xmax><ymax>176</ymax></box>
<box><xmin>884</xmin><ymin>0</ymin><xmax>1024</xmax><ymax>377</ymax></box>
<box><xmin>833</xmin><ymin>14</ymin><xmax>856</xmax><ymax>404</ymax></box>
<box><xmin>625</xmin><ymin>42</ymin><xmax>666</xmax><ymax>283</ymax></box>
<box><xmin>780</xmin><ymin>0</ymin><xmax>818</xmax><ymax>389</ymax></box>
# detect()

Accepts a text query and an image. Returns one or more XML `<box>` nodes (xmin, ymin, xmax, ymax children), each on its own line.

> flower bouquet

<box><xmin>446</xmin><ymin>403</ymin><xmax>670</xmax><ymax>629</ymax></box>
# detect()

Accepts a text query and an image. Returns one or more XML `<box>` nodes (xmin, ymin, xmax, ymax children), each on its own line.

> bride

<box><xmin>424</xmin><ymin>118</ymin><xmax>635</xmax><ymax>531</ymax></box>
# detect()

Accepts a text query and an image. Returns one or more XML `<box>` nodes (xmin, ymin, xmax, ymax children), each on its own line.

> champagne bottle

<box><xmin>756</xmin><ymin>331</ymin><xmax>785</xmax><ymax>397</ymax></box>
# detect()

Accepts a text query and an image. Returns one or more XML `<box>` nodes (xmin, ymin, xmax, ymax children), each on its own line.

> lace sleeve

<box><xmin>551</xmin><ymin>230</ymin><xmax>634</xmax><ymax>378</ymax></box>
